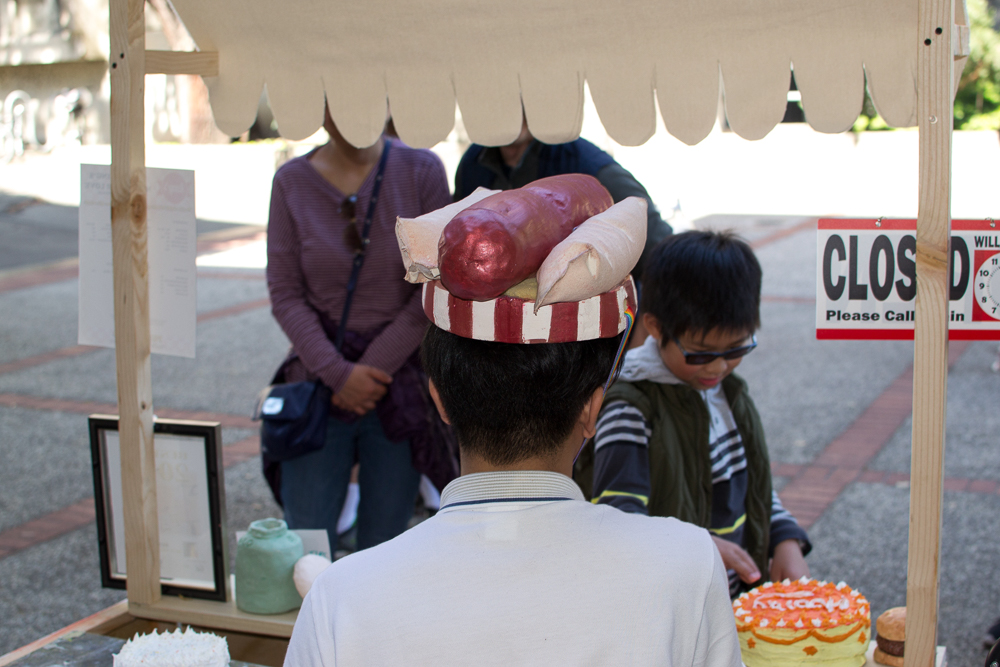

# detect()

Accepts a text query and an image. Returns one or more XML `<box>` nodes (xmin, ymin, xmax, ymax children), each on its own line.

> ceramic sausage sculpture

<box><xmin>437</xmin><ymin>174</ymin><xmax>613</xmax><ymax>301</ymax></box>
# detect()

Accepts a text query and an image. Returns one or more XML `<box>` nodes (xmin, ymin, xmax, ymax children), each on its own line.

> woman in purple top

<box><xmin>267</xmin><ymin>105</ymin><xmax>451</xmax><ymax>550</ymax></box>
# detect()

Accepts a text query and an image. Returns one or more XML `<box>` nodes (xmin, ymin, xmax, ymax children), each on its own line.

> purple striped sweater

<box><xmin>266</xmin><ymin>139</ymin><xmax>452</xmax><ymax>393</ymax></box>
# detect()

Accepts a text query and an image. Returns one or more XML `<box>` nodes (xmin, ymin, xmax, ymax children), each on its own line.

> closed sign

<box><xmin>816</xmin><ymin>218</ymin><xmax>1000</xmax><ymax>340</ymax></box>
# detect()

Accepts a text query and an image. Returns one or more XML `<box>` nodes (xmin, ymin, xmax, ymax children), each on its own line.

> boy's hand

<box><xmin>711</xmin><ymin>535</ymin><xmax>761</xmax><ymax>584</ymax></box>
<box><xmin>769</xmin><ymin>539</ymin><xmax>809</xmax><ymax>582</ymax></box>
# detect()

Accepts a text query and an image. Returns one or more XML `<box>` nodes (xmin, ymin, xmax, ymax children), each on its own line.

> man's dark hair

<box><xmin>641</xmin><ymin>230</ymin><xmax>761</xmax><ymax>341</ymax></box>
<box><xmin>421</xmin><ymin>326</ymin><xmax>623</xmax><ymax>466</ymax></box>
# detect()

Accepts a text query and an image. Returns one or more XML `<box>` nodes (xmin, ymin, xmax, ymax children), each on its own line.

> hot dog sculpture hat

<box><xmin>395</xmin><ymin>174</ymin><xmax>645</xmax><ymax>344</ymax></box>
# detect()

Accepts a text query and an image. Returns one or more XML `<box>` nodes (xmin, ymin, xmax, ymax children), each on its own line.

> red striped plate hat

<box><xmin>423</xmin><ymin>276</ymin><xmax>637</xmax><ymax>344</ymax></box>
<box><xmin>396</xmin><ymin>176</ymin><xmax>647</xmax><ymax>343</ymax></box>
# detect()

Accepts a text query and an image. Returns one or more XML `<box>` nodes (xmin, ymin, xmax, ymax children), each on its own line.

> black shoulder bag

<box><xmin>254</xmin><ymin>141</ymin><xmax>391</xmax><ymax>463</ymax></box>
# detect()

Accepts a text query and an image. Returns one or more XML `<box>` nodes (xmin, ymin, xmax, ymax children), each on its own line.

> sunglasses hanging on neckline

<box><xmin>340</xmin><ymin>194</ymin><xmax>365</xmax><ymax>253</ymax></box>
<box><xmin>340</xmin><ymin>194</ymin><xmax>358</xmax><ymax>221</ymax></box>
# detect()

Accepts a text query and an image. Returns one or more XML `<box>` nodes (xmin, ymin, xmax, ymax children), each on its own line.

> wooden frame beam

<box><xmin>110</xmin><ymin>0</ymin><xmax>160</xmax><ymax>605</ymax></box>
<box><xmin>905</xmin><ymin>0</ymin><xmax>955</xmax><ymax>663</ymax></box>
<box><xmin>145</xmin><ymin>50</ymin><xmax>219</xmax><ymax>76</ymax></box>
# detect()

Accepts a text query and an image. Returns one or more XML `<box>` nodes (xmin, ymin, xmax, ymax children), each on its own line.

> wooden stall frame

<box><xmin>99</xmin><ymin>0</ymin><xmax>969</xmax><ymax>658</ymax></box>
<box><xmin>904</xmin><ymin>0</ymin><xmax>963</xmax><ymax>663</ymax></box>
<box><xmin>109</xmin><ymin>0</ymin><xmax>159</xmax><ymax>609</ymax></box>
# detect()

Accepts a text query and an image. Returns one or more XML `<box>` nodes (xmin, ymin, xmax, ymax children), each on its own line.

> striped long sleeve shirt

<box><xmin>266</xmin><ymin>140</ymin><xmax>452</xmax><ymax>392</ymax></box>
<box><xmin>592</xmin><ymin>338</ymin><xmax>810</xmax><ymax>597</ymax></box>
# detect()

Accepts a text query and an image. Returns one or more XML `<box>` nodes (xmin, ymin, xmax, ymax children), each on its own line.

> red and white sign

<box><xmin>816</xmin><ymin>218</ymin><xmax>1000</xmax><ymax>340</ymax></box>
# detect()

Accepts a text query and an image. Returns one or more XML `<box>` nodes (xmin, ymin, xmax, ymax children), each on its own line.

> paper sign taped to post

<box><xmin>816</xmin><ymin>218</ymin><xmax>1000</xmax><ymax>340</ymax></box>
<box><xmin>78</xmin><ymin>164</ymin><xmax>197</xmax><ymax>357</ymax></box>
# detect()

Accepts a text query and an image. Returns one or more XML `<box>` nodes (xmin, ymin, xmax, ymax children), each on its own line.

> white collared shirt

<box><xmin>285</xmin><ymin>471</ymin><xmax>741</xmax><ymax>667</ymax></box>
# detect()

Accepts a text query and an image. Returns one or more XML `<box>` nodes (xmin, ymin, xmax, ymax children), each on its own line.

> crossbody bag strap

<box><xmin>335</xmin><ymin>139</ymin><xmax>391</xmax><ymax>352</ymax></box>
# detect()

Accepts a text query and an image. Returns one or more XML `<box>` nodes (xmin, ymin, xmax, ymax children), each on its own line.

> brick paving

<box><xmin>0</xmin><ymin>498</ymin><xmax>95</xmax><ymax>559</ymax></box>
<box><xmin>0</xmin><ymin>393</ymin><xmax>256</xmax><ymax>429</ymax></box>
<box><xmin>196</xmin><ymin>297</ymin><xmax>270</xmax><ymax>323</ymax></box>
<box><xmin>196</xmin><ymin>230</ymin><xmax>266</xmax><ymax>256</ymax></box>
<box><xmin>194</xmin><ymin>269</ymin><xmax>266</xmax><ymax>281</ymax></box>
<box><xmin>0</xmin><ymin>261</ymin><xmax>80</xmax><ymax>294</ymax></box>
<box><xmin>775</xmin><ymin>341</ymin><xmax>972</xmax><ymax>528</ymax></box>
<box><xmin>0</xmin><ymin>299</ymin><xmax>271</xmax><ymax>378</ymax></box>
<box><xmin>0</xmin><ymin>345</ymin><xmax>99</xmax><ymax>376</ymax></box>
<box><xmin>0</xmin><ymin>227</ymin><xmax>264</xmax><ymax>296</ymax></box>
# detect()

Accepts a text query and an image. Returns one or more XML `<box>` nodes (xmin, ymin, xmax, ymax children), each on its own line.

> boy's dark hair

<box><xmin>421</xmin><ymin>326</ymin><xmax>623</xmax><ymax>466</ymax></box>
<box><xmin>641</xmin><ymin>230</ymin><xmax>761</xmax><ymax>341</ymax></box>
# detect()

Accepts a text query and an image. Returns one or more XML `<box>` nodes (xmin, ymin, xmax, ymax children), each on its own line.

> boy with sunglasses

<box><xmin>578</xmin><ymin>230</ymin><xmax>811</xmax><ymax>597</ymax></box>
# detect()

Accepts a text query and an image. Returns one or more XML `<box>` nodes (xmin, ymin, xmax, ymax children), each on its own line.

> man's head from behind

<box><xmin>422</xmin><ymin>327</ymin><xmax>622</xmax><ymax>467</ymax></box>
<box><xmin>641</xmin><ymin>230</ymin><xmax>761</xmax><ymax>390</ymax></box>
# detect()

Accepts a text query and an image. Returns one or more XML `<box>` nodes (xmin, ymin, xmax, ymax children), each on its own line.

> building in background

<box><xmin>0</xmin><ymin>0</ymin><xmax>227</xmax><ymax>161</ymax></box>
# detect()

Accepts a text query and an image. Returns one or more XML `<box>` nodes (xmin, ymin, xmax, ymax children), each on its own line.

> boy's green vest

<box><xmin>575</xmin><ymin>373</ymin><xmax>773</xmax><ymax>576</ymax></box>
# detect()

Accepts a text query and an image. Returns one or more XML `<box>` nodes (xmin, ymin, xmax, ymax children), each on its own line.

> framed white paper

<box><xmin>89</xmin><ymin>415</ymin><xmax>229</xmax><ymax>601</ymax></box>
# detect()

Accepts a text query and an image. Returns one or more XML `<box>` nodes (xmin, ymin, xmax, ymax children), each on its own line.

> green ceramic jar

<box><xmin>235</xmin><ymin>518</ymin><xmax>303</xmax><ymax>614</ymax></box>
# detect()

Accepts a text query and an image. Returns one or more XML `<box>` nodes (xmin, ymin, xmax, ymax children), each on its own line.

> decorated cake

<box><xmin>113</xmin><ymin>627</ymin><xmax>230</xmax><ymax>667</ymax></box>
<box><xmin>733</xmin><ymin>577</ymin><xmax>871</xmax><ymax>667</ymax></box>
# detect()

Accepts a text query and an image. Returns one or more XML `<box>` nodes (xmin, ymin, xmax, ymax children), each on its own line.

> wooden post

<box><xmin>905</xmin><ymin>0</ymin><xmax>954</xmax><ymax>662</ymax></box>
<box><xmin>109</xmin><ymin>0</ymin><xmax>160</xmax><ymax>605</ymax></box>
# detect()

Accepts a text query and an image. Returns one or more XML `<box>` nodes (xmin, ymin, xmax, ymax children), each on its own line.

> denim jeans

<box><xmin>280</xmin><ymin>412</ymin><xmax>420</xmax><ymax>551</ymax></box>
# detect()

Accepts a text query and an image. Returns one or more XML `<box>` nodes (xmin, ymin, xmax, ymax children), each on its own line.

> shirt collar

<box><xmin>438</xmin><ymin>471</ymin><xmax>584</xmax><ymax>511</ymax></box>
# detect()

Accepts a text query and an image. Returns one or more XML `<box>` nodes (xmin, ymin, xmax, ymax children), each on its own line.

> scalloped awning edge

<box><xmin>169</xmin><ymin>0</ymin><xmax>919</xmax><ymax>148</ymax></box>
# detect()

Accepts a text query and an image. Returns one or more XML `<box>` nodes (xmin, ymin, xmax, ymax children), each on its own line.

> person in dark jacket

<box><xmin>453</xmin><ymin>119</ymin><xmax>671</xmax><ymax>280</ymax></box>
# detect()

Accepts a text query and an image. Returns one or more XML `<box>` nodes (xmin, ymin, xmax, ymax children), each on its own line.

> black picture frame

<box><xmin>88</xmin><ymin>415</ymin><xmax>229</xmax><ymax>601</ymax></box>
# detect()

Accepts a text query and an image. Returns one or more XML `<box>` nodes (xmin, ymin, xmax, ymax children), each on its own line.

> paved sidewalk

<box><xmin>0</xmin><ymin>173</ymin><xmax>998</xmax><ymax>663</ymax></box>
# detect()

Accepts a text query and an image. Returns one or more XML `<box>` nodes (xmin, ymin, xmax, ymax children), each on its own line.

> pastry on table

<box><xmin>873</xmin><ymin>607</ymin><xmax>906</xmax><ymax>667</ymax></box>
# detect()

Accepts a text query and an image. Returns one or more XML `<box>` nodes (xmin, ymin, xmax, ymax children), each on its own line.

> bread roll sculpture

<box><xmin>396</xmin><ymin>187</ymin><xmax>499</xmax><ymax>283</ymax></box>
<box><xmin>534</xmin><ymin>197</ymin><xmax>647</xmax><ymax>311</ymax></box>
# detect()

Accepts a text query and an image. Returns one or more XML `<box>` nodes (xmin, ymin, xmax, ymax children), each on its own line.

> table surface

<box><xmin>5</xmin><ymin>631</ymin><xmax>266</xmax><ymax>667</ymax></box>
<box><xmin>863</xmin><ymin>642</ymin><xmax>947</xmax><ymax>667</ymax></box>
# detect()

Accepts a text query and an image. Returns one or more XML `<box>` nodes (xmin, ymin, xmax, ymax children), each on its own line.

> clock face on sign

<box><xmin>974</xmin><ymin>249</ymin><xmax>1000</xmax><ymax>321</ymax></box>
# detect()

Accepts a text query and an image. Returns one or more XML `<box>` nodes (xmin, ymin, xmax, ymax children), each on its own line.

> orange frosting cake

<box><xmin>733</xmin><ymin>577</ymin><xmax>871</xmax><ymax>667</ymax></box>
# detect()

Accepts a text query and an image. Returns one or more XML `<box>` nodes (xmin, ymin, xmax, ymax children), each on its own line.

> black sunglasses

<box><xmin>340</xmin><ymin>194</ymin><xmax>364</xmax><ymax>253</ymax></box>
<box><xmin>671</xmin><ymin>334</ymin><xmax>758</xmax><ymax>366</ymax></box>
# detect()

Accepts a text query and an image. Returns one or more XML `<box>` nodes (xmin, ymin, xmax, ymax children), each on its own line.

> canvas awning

<box><xmin>168</xmin><ymin>0</ymin><xmax>920</xmax><ymax>148</ymax></box>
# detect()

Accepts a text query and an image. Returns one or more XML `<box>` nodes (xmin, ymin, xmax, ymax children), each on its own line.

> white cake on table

<box><xmin>113</xmin><ymin>627</ymin><xmax>230</xmax><ymax>667</ymax></box>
